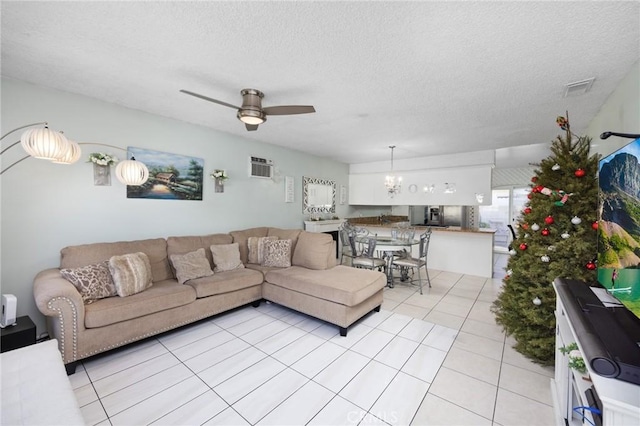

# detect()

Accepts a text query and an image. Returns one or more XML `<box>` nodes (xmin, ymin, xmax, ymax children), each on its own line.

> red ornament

<box><xmin>531</xmin><ymin>176</ymin><xmax>538</xmax><ymax>183</ymax></box>
<box><xmin>524</xmin><ymin>207</ymin><xmax>532</xmax><ymax>215</ymax></box>
<box><xmin>521</xmin><ymin>223</ymin><xmax>530</xmax><ymax>230</ymax></box>
<box><xmin>544</xmin><ymin>215</ymin><xmax>554</xmax><ymax>225</ymax></box>
<box><xmin>536</xmin><ymin>185</ymin><xmax>545</xmax><ymax>193</ymax></box>
<box><xmin>527</xmin><ymin>193</ymin><xmax>533</xmax><ymax>199</ymax></box>
<box><xmin>592</xmin><ymin>221</ymin><xmax>599</xmax><ymax>230</ymax></box>
<box><xmin>575</xmin><ymin>168</ymin><xmax>586</xmax><ymax>178</ymax></box>
<box><xmin>586</xmin><ymin>261</ymin><xmax>596</xmax><ymax>270</ymax></box>
<box><xmin>541</xmin><ymin>228</ymin><xmax>550</xmax><ymax>236</ymax></box>
<box><xmin>519</xmin><ymin>243</ymin><xmax>528</xmax><ymax>251</ymax></box>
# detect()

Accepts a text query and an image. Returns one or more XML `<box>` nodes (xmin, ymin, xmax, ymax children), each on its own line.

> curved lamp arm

<box><xmin>0</xmin><ymin>122</ymin><xmax>49</xmax><ymax>174</ymax></box>
<box><xmin>600</xmin><ymin>131</ymin><xmax>640</xmax><ymax>140</ymax></box>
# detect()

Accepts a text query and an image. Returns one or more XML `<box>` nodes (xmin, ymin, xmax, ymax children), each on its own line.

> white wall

<box><xmin>0</xmin><ymin>78</ymin><xmax>354</xmax><ymax>334</ymax></box>
<box><xmin>587</xmin><ymin>60</ymin><xmax>639</xmax><ymax>157</ymax></box>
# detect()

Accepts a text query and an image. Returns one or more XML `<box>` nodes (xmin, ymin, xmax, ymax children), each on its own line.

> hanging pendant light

<box><xmin>51</xmin><ymin>134</ymin><xmax>82</xmax><ymax>164</ymax></box>
<box><xmin>20</xmin><ymin>125</ymin><xmax>69</xmax><ymax>160</ymax></box>
<box><xmin>384</xmin><ymin>145</ymin><xmax>402</xmax><ymax>197</ymax></box>
<box><xmin>115</xmin><ymin>156</ymin><xmax>149</xmax><ymax>185</ymax></box>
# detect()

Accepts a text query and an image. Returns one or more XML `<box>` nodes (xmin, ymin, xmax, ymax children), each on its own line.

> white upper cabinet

<box><xmin>349</xmin><ymin>165</ymin><xmax>492</xmax><ymax>206</ymax></box>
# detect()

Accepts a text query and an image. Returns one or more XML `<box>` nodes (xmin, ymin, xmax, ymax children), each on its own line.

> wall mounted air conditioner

<box><xmin>249</xmin><ymin>156</ymin><xmax>273</xmax><ymax>179</ymax></box>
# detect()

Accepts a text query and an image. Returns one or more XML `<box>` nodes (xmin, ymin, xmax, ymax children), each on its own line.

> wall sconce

<box><xmin>1</xmin><ymin>122</ymin><xmax>149</xmax><ymax>185</ymax></box>
<box><xmin>423</xmin><ymin>184</ymin><xmax>435</xmax><ymax>193</ymax></box>
<box><xmin>475</xmin><ymin>193</ymin><xmax>485</xmax><ymax>203</ymax></box>
<box><xmin>444</xmin><ymin>183</ymin><xmax>456</xmax><ymax>194</ymax></box>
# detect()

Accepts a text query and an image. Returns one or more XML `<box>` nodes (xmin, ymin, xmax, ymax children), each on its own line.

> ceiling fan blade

<box><xmin>245</xmin><ymin>124</ymin><xmax>259</xmax><ymax>131</ymax></box>
<box><xmin>179</xmin><ymin>89</ymin><xmax>240</xmax><ymax>110</ymax></box>
<box><xmin>262</xmin><ymin>105</ymin><xmax>316</xmax><ymax>116</ymax></box>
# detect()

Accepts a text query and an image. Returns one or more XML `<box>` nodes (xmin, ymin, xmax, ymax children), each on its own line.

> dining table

<box><xmin>356</xmin><ymin>235</ymin><xmax>419</xmax><ymax>287</ymax></box>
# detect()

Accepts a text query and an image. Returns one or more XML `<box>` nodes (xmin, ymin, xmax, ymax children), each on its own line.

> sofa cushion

<box><xmin>247</xmin><ymin>236</ymin><xmax>278</xmax><ymax>264</ymax></box>
<box><xmin>230</xmin><ymin>227</ymin><xmax>269</xmax><ymax>264</ymax></box>
<box><xmin>84</xmin><ymin>279</ymin><xmax>196</xmax><ymax>328</ymax></box>
<box><xmin>108</xmin><ymin>252</ymin><xmax>153</xmax><ymax>297</ymax></box>
<box><xmin>169</xmin><ymin>248</ymin><xmax>214</xmax><ymax>285</ymax></box>
<box><xmin>210</xmin><ymin>243</ymin><xmax>245</xmax><ymax>272</ymax></box>
<box><xmin>265</xmin><ymin>265</ymin><xmax>386</xmax><ymax>307</ymax></box>
<box><xmin>267</xmin><ymin>228</ymin><xmax>302</xmax><ymax>259</ymax></box>
<box><xmin>185</xmin><ymin>268</ymin><xmax>264</xmax><ymax>298</ymax></box>
<box><xmin>262</xmin><ymin>239</ymin><xmax>292</xmax><ymax>268</ymax></box>
<box><xmin>60</xmin><ymin>261</ymin><xmax>117</xmax><ymax>304</ymax></box>
<box><xmin>292</xmin><ymin>231</ymin><xmax>335</xmax><ymax>270</ymax></box>
<box><xmin>60</xmin><ymin>238</ymin><xmax>172</xmax><ymax>282</ymax></box>
<box><xmin>166</xmin><ymin>234</ymin><xmax>232</xmax><ymax>273</ymax></box>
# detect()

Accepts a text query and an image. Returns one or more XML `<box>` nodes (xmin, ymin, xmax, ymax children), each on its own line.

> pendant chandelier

<box><xmin>384</xmin><ymin>145</ymin><xmax>402</xmax><ymax>197</ymax></box>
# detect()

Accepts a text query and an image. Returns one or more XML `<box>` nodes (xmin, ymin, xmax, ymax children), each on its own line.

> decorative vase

<box><xmin>215</xmin><ymin>178</ymin><xmax>224</xmax><ymax>193</ymax></box>
<box><xmin>93</xmin><ymin>163</ymin><xmax>111</xmax><ymax>186</ymax></box>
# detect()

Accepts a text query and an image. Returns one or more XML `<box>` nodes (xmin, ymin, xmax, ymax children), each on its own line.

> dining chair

<box><xmin>338</xmin><ymin>223</ymin><xmax>356</xmax><ymax>266</ymax></box>
<box><xmin>390</xmin><ymin>228</ymin><xmax>432</xmax><ymax>294</ymax></box>
<box><xmin>349</xmin><ymin>233</ymin><xmax>386</xmax><ymax>272</ymax></box>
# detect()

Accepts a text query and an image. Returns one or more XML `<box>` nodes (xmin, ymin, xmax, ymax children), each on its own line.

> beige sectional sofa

<box><xmin>33</xmin><ymin>227</ymin><xmax>386</xmax><ymax>373</ymax></box>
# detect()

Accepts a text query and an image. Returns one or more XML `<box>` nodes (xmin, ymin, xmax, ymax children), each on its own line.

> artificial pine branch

<box><xmin>491</xmin><ymin>115</ymin><xmax>599</xmax><ymax>365</ymax></box>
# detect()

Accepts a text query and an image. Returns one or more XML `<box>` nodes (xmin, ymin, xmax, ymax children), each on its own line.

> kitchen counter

<box><xmin>356</xmin><ymin>223</ymin><xmax>496</xmax><ymax>234</ymax></box>
<box><xmin>354</xmin><ymin>223</ymin><xmax>495</xmax><ymax>278</ymax></box>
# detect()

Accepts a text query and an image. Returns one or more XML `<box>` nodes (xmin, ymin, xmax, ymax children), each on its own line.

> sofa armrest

<box><xmin>33</xmin><ymin>268</ymin><xmax>85</xmax><ymax>364</ymax></box>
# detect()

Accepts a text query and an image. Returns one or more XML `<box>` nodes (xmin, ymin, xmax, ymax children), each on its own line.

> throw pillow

<box><xmin>247</xmin><ymin>236</ymin><xmax>278</xmax><ymax>264</ymax></box>
<box><xmin>60</xmin><ymin>261</ymin><xmax>117</xmax><ymax>304</ymax></box>
<box><xmin>169</xmin><ymin>248</ymin><xmax>214</xmax><ymax>284</ymax></box>
<box><xmin>108</xmin><ymin>252</ymin><xmax>153</xmax><ymax>297</ymax></box>
<box><xmin>292</xmin><ymin>231</ymin><xmax>335</xmax><ymax>270</ymax></box>
<box><xmin>262</xmin><ymin>239</ymin><xmax>292</xmax><ymax>268</ymax></box>
<box><xmin>210</xmin><ymin>243</ymin><xmax>245</xmax><ymax>272</ymax></box>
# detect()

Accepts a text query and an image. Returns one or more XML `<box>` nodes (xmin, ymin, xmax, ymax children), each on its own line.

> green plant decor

<box><xmin>559</xmin><ymin>342</ymin><xmax>587</xmax><ymax>374</ymax></box>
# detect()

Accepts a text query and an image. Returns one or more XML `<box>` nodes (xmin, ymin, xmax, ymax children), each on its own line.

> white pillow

<box><xmin>108</xmin><ymin>252</ymin><xmax>153</xmax><ymax>297</ymax></box>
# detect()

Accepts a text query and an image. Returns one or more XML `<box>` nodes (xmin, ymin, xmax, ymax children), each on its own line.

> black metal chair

<box><xmin>390</xmin><ymin>228</ymin><xmax>432</xmax><ymax>294</ymax></box>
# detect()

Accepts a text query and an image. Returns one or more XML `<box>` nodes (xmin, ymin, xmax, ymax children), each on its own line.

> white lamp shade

<box><xmin>20</xmin><ymin>127</ymin><xmax>69</xmax><ymax>160</ymax></box>
<box><xmin>115</xmin><ymin>159</ymin><xmax>149</xmax><ymax>185</ymax></box>
<box><xmin>51</xmin><ymin>139</ymin><xmax>82</xmax><ymax>164</ymax></box>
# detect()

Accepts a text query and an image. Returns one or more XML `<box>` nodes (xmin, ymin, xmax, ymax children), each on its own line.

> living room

<box><xmin>1</xmin><ymin>2</ymin><xmax>639</xmax><ymax>425</ymax></box>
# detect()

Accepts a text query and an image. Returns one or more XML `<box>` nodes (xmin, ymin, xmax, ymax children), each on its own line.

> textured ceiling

<box><xmin>1</xmin><ymin>1</ymin><xmax>638</xmax><ymax>165</ymax></box>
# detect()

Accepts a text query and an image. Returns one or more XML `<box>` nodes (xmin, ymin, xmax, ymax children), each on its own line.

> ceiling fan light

<box><xmin>237</xmin><ymin>109</ymin><xmax>266</xmax><ymax>125</ymax></box>
<box><xmin>20</xmin><ymin>126</ymin><xmax>69</xmax><ymax>160</ymax></box>
<box><xmin>115</xmin><ymin>157</ymin><xmax>149</xmax><ymax>186</ymax></box>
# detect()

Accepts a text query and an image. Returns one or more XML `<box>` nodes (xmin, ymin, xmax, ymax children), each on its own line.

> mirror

<box><xmin>303</xmin><ymin>176</ymin><xmax>336</xmax><ymax>214</ymax></box>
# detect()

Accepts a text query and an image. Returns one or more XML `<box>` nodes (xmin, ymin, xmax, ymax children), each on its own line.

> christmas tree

<box><xmin>492</xmin><ymin>115</ymin><xmax>600</xmax><ymax>364</ymax></box>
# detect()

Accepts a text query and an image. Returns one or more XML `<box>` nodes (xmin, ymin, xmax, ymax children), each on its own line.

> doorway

<box><xmin>479</xmin><ymin>187</ymin><xmax>530</xmax><ymax>251</ymax></box>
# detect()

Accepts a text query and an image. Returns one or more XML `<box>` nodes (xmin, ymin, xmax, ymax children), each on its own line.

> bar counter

<box><xmin>348</xmin><ymin>220</ymin><xmax>495</xmax><ymax>278</ymax></box>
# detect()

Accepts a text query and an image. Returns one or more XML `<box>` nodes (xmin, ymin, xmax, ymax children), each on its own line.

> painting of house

<box><xmin>125</xmin><ymin>147</ymin><xmax>204</xmax><ymax>200</ymax></box>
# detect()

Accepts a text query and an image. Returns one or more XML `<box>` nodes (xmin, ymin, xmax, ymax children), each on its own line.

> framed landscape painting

<box><xmin>125</xmin><ymin>147</ymin><xmax>204</xmax><ymax>200</ymax></box>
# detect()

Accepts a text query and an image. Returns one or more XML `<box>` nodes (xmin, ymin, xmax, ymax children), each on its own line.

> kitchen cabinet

<box><xmin>349</xmin><ymin>166</ymin><xmax>492</xmax><ymax>206</ymax></box>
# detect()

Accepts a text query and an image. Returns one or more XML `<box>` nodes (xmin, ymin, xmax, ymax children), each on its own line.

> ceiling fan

<box><xmin>180</xmin><ymin>88</ymin><xmax>315</xmax><ymax>131</ymax></box>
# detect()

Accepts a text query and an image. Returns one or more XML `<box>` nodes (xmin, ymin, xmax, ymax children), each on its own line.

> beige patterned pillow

<box><xmin>247</xmin><ymin>236</ymin><xmax>278</xmax><ymax>264</ymax></box>
<box><xmin>169</xmin><ymin>248</ymin><xmax>214</xmax><ymax>284</ymax></box>
<box><xmin>262</xmin><ymin>239</ymin><xmax>292</xmax><ymax>268</ymax></box>
<box><xmin>108</xmin><ymin>252</ymin><xmax>153</xmax><ymax>297</ymax></box>
<box><xmin>210</xmin><ymin>243</ymin><xmax>245</xmax><ymax>272</ymax></box>
<box><xmin>60</xmin><ymin>261</ymin><xmax>117</xmax><ymax>304</ymax></box>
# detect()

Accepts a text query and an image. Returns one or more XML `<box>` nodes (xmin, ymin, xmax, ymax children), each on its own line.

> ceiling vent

<box><xmin>563</xmin><ymin>78</ymin><xmax>595</xmax><ymax>98</ymax></box>
<box><xmin>249</xmin><ymin>156</ymin><xmax>273</xmax><ymax>179</ymax></box>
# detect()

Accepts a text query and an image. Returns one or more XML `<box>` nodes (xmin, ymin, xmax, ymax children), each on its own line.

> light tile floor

<box><xmin>70</xmin><ymin>254</ymin><xmax>555</xmax><ymax>425</ymax></box>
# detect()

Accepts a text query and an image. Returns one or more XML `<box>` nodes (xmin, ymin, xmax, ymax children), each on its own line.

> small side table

<box><xmin>1</xmin><ymin>315</ymin><xmax>36</xmax><ymax>352</ymax></box>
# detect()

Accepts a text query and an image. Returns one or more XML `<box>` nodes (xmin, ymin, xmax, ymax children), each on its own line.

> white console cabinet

<box><xmin>552</xmin><ymin>283</ymin><xmax>640</xmax><ymax>426</ymax></box>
